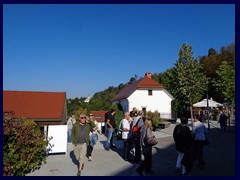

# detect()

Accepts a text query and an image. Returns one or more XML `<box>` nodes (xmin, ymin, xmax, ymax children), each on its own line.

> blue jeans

<box><xmin>106</xmin><ymin>128</ymin><xmax>115</xmax><ymax>149</ymax></box>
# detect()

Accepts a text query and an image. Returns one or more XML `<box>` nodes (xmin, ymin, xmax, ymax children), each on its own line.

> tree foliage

<box><xmin>200</xmin><ymin>42</ymin><xmax>235</xmax><ymax>103</ymax></box>
<box><xmin>212</xmin><ymin>61</ymin><xmax>235</xmax><ymax>106</ymax></box>
<box><xmin>173</xmin><ymin>43</ymin><xmax>208</xmax><ymax>105</ymax></box>
<box><xmin>3</xmin><ymin>112</ymin><xmax>49</xmax><ymax>176</ymax></box>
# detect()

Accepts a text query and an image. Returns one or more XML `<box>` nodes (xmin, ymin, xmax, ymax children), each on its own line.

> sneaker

<box><xmin>111</xmin><ymin>145</ymin><xmax>117</xmax><ymax>148</ymax></box>
<box><xmin>135</xmin><ymin>169</ymin><xmax>144</xmax><ymax>176</ymax></box>
<box><xmin>175</xmin><ymin>167</ymin><xmax>181</xmax><ymax>173</ymax></box>
<box><xmin>145</xmin><ymin>170</ymin><xmax>153</xmax><ymax>175</ymax></box>
<box><xmin>77</xmin><ymin>170</ymin><xmax>81</xmax><ymax>176</ymax></box>
<box><xmin>134</xmin><ymin>160</ymin><xmax>141</xmax><ymax>164</ymax></box>
<box><xmin>182</xmin><ymin>172</ymin><xmax>190</xmax><ymax>176</ymax></box>
<box><xmin>88</xmin><ymin>157</ymin><xmax>92</xmax><ymax>161</ymax></box>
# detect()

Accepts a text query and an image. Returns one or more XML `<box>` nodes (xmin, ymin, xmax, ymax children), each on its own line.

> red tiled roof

<box><xmin>90</xmin><ymin>110</ymin><xmax>108</xmax><ymax>123</ymax></box>
<box><xmin>3</xmin><ymin>90</ymin><xmax>66</xmax><ymax>119</ymax></box>
<box><xmin>111</xmin><ymin>76</ymin><xmax>164</xmax><ymax>102</ymax></box>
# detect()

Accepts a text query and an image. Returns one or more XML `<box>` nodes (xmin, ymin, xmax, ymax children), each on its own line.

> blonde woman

<box><xmin>136</xmin><ymin>118</ymin><xmax>153</xmax><ymax>176</ymax></box>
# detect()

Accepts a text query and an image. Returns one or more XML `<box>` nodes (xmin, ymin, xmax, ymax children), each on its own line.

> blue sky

<box><xmin>3</xmin><ymin>4</ymin><xmax>235</xmax><ymax>98</ymax></box>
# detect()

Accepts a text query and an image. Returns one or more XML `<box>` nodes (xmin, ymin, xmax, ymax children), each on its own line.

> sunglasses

<box><xmin>80</xmin><ymin>117</ymin><xmax>86</xmax><ymax>119</ymax></box>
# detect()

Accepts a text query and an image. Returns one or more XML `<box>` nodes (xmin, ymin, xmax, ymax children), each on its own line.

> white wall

<box><xmin>47</xmin><ymin>125</ymin><xmax>67</xmax><ymax>154</ymax></box>
<box><xmin>128</xmin><ymin>89</ymin><xmax>173</xmax><ymax>118</ymax></box>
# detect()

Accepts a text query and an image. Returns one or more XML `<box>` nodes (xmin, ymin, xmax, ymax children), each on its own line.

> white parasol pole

<box><xmin>207</xmin><ymin>93</ymin><xmax>210</xmax><ymax>129</ymax></box>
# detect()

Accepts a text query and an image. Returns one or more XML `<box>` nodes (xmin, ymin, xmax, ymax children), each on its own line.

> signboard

<box><xmin>47</xmin><ymin>125</ymin><xmax>67</xmax><ymax>154</ymax></box>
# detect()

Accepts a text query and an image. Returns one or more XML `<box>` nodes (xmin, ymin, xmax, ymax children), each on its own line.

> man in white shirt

<box><xmin>121</xmin><ymin>112</ymin><xmax>132</xmax><ymax>161</ymax></box>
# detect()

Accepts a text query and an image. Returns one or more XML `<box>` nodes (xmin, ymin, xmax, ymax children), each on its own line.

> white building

<box><xmin>111</xmin><ymin>72</ymin><xmax>174</xmax><ymax>119</ymax></box>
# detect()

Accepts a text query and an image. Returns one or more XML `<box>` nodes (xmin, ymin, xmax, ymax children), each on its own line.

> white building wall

<box><xmin>128</xmin><ymin>89</ymin><xmax>173</xmax><ymax>119</ymax></box>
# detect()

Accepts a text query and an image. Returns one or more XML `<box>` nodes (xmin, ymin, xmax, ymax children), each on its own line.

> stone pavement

<box><xmin>26</xmin><ymin>119</ymin><xmax>236</xmax><ymax>176</ymax></box>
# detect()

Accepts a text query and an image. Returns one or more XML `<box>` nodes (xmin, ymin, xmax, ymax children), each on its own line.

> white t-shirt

<box><xmin>122</xmin><ymin>118</ymin><xmax>130</xmax><ymax>140</ymax></box>
<box><xmin>90</xmin><ymin>120</ymin><xmax>98</xmax><ymax>136</ymax></box>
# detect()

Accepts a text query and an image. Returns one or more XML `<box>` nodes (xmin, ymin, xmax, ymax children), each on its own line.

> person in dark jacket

<box><xmin>218</xmin><ymin>108</ymin><xmax>227</xmax><ymax>133</ymax></box>
<box><xmin>173</xmin><ymin>116</ymin><xmax>193</xmax><ymax>176</ymax></box>
<box><xmin>72</xmin><ymin>114</ymin><xmax>95</xmax><ymax>176</ymax></box>
<box><xmin>105</xmin><ymin>109</ymin><xmax>116</xmax><ymax>150</ymax></box>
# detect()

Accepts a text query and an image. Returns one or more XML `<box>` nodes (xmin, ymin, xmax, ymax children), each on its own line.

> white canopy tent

<box><xmin>193</xmin><ymin>98</ymin><xmax>223</xmax><ymax>108</ymax></box>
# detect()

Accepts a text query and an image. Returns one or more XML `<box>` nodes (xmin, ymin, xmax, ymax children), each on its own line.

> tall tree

<box><xmin>172</xmin><ymin>43</ymin><xmax>208</xmax><ymax>124</ymax></box>
<box><xmin>212</xmin><ymin>61</ymin><xmax>235</xmax><ymax>107</ymax></box>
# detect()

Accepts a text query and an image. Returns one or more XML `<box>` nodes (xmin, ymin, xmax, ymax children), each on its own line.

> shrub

<box><xmin>3</xmin><ymin>112</ymin><xmax>49</xmax><ymax>176</ymax></box>
<box><xmin>146</xmin><ymin>110</ymin><xmax>162</xmax><ymax>131</ymax></box>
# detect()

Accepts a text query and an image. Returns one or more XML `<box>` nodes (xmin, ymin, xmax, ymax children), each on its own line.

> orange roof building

<box><xmin>111</xmin><ymin>72</ymin><xmax>174</xmax><ymax>119</ymax></box>
<box><xmin>3</xmin><ymin>90</ymin><xmax>67</xmax><ymax>126</ymax></box>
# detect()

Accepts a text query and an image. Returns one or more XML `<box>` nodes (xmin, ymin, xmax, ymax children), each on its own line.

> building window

<box><xmin>148</xmin><ymin>90</ymin><xmax>152</xmax><ymax>96</ymax></box>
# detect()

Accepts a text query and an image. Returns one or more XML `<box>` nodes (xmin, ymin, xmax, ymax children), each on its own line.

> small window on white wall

<box><xmin>148</xmin><ymin>90</ymin><xmax>152</xmax><ymax>96</ymax></box>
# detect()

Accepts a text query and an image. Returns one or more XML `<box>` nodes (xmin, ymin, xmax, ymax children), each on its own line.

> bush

<box><xmin>145</xmin><ymin>110</ymin><xmax>162</xmax><ymax>131</ymax></box>
<box><xmin>3</xmin><ymin>112</ymin><xmax>49</xmax><ymax>176</ymax></box>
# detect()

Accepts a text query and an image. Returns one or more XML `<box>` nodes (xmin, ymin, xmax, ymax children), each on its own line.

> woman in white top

<box><xmin>192</xmin><ymin>115</ymin><xmax>207</xmax><ymax>167</ymax></box>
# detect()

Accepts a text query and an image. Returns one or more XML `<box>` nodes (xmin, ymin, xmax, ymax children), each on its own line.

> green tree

<box><xmin>3</xmin><ymin>112</ymin><xmax>49</xmax><ymax>176</ymax></box>
<box><xmin>212</xmin><ymin>61</ymin><xmax>235</xmax><ymax>106</ymax></box>
<box><xmin>200</xmin><ymin>42</ymin><xmax>235</xmax><ymax>103</ymax></box>
<box><xmin>172</xmin><ymin>43</ymin><xmax>208</xmax><ymax>122</ymax></box>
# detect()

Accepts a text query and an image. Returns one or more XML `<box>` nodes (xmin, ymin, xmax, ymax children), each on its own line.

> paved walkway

<box><xmin>26</xmin><ymin>119</ymin><xmax>235</xmax><ymax>176</ymax></box>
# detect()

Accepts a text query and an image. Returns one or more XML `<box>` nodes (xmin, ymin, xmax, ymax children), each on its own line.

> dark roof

<box><xmin>111</xmin><ymin>76</ymin><xmax>164</xmax><ymax>102</ymax></box>
<box><xmin>3</xmin><ymin>90</ymin><xmax>66</xmax><ymax>119</ymax></box>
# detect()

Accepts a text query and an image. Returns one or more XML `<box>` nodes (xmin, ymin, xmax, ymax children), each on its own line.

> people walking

<box><xmin>105</xmin><ymin>109</ymin><xmax>117</xmax><ymax>150</ymax></box>
<box><xmin>67</xmin><ymin>113</ymin><xmax>76</xmax><ymax>144</ymax></box>
<box><xmin>218</xmin><ymin>108</ymin><xmax>227</xmax><ymax>133</ymax></box>
<box><xmin>71</xmin><ymin>114</ymin><xmax>95</xmax><ymax>176</ymax></box>
<box><xmin>173</xmin><ymin>116</ymin><xmax>193</xmax><ymax>176</ymax></box>
<box><xmin>135</xmin><ymin>118</ymin><xmax>154</xmax><ymax>176</ymax></box>
<box><xmin>86</xmin><ymin>113</ymin><xmax>99</xmax><ymax>161</ymax></box>
<box><xmin>132</xmin><ymin>110</ymin><xmax>144</xmax><ymax>163</ymax></box>
<box><xmin>192</xmin><ymin>115</ymin><xmax>207</xmax><ymax>168</ymax></box>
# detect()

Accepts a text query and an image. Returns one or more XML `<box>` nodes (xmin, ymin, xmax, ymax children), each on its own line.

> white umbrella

<box><xmin>193</xmin><ymin>98</ymin><xmax>223</xmax><ymax>108</ymax></box>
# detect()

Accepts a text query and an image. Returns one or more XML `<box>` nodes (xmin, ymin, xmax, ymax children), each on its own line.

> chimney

<box><xmin>145</xmin><ymin>71</ymin><xmax>151</xmax><ymax>79</ymax></box>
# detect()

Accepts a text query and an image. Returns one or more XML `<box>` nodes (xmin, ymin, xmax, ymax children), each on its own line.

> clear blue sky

<box><xmin>3</xmin><ymin>4</ymin><xmax>235</xmax><ymax>99</ymax></box>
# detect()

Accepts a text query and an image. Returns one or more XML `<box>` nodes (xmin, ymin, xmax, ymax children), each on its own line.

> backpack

<box><xmin>118</xmin><ymin>119</ymin><xmax>123</xmax><ymax>132</ymax></box>
<box><xmin>132</xmin><ymin>118</ymin><xmax>142</xmax><ymax>139</ymax></box>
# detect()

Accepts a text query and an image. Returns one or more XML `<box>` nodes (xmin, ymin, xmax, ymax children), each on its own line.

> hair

<box><xmin>180</xmin><ymin>116</ymin><xmax>188</xmax><ymax>125</ymax></box>
<box><xmin>110</xmin><ymin>109</ymin><xmax>115</xmax><ymax>113</ymax></box>
<box><xmin>144</xmin><ymin>118</ymin><xmax>152</xmax><ymax>129</ymax></box>
<box><xmin>138</xmin><ymin>110</ymin><xmax>143</xmax><ymax>116</ymax></box>
<box><xmin>124</xmin><ymin>112</ymin><xmax>130</xmax><ymax>118</ymax></box>
<box><xmin>130</xmin><ymin>111</ymin><xmax>134</xmax><ymax>118</ymax></box>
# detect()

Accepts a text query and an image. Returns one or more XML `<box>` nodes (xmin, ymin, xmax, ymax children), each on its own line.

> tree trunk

<box><xmin>190</xmin><ymin>105</ymin><xmax>193</xmax><ymax>129</ymax></box>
